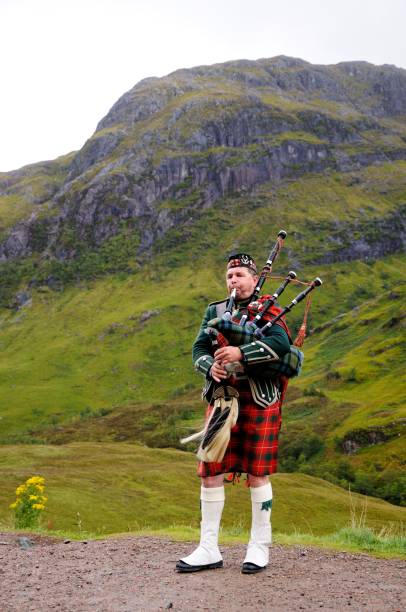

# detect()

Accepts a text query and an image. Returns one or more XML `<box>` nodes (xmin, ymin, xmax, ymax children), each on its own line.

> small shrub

<box><xmin>302</xmin><ymin>434</ymin><xmax>325</xmax><ymax>459</ymax></box>
<box><xmin>93</xmin><ymin>407</ymin><xmax>113</xmax><ymax>418</ymax></box>
<box><xmin>79</xmin><ymin>406</ymin><xmax>92</xmax><ymax>419</ymax></box>
<box><xmin>344</xmin><ymin>367</ymin><xmax>358</xmax><ymax>382</ymax></box>
<box><xmin>335</xmin><ymin>526</ymin><xmax>380</xmax><ymax>550</ymax></box>
<box><xmin>353</xmin><ymin>471</ymin><xmax>377</xmax><ymax>497</ymax></box>
<box><xmin>326</xmin><ymin>370</ymin><xmax>341</xmax><ymax>382</ymax></box>
<box><xmin>10</xmin><ymin>475</ymin><xmax>48</xmax><ymax>529</ymax></box>
<box><xmin>141</xmin><ymin>415</ymin><xmax>159</xmax><ymax>430</ymax></box>
<box><xmin>336</xmin><ymin>460</ymin><xmax>356</xmax><ymax>483</ymax></box>
<box><xmin>303</xmin><ymin>385</ymin><xmax>326</xmax><ymax>397</ymax></box>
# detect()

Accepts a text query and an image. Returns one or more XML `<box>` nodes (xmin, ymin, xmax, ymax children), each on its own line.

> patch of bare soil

<box><xmin>0</xmin><ymin>533</ymin><xmax>405</xmax><ymax>611</ymax></box>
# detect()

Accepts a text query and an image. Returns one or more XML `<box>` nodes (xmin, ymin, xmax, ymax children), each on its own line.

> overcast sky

<box><xmin>1</xmin><ymin>0</ymin><xmax>405</xmax><ymax>172</ymax></box>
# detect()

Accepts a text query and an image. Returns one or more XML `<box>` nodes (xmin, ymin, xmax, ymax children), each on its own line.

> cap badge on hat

<box><xmin>227</xmin><ymin>252</ymin><xmax>257</xmax><ymax>273</ymax></box>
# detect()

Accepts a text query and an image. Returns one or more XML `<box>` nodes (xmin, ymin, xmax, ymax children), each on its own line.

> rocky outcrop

<box><xmin>0</xmin><ymin>56</ymin><xmax>405</xmax><ymax>264</ymax></box>
<box><xmin>54</xmin><ymin>140</ymin><xmax>335</xmax><ymax>251</ymax></box>
<box><xmin>0</xmin><ymin>139</ymin><xmax>335</xmax><ymax>259</ymax></box>
<box><xmin>311</xmin><ymin>205</ymin><xmax>406</xmax><ymax>264</ymax></box>
<box><xmin>2</xmin><ymin>141</ymin><xmax>406</xmax><ymax>263</ymax></box>
<box><xmin>67</xmin><ymin>129</ymin><xmax>127</xmax><ymax>180</ymax></box>
<box><xmin>340</xmin><ymin>421</ymin><xmax>404</xmax><ymax>454</ymax></box>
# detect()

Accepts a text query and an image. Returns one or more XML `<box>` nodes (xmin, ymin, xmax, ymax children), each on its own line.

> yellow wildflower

<box><xmin>26</xmin><ymin>476</ymin><xmax>45</xmax><ymax>486</ymax></box>
<box><xmin>11</xmin><ymin>475</ymin><xmax>47</xmax><ymax>528</ymax></box>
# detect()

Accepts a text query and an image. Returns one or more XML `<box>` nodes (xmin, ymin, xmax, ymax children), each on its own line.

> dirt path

<box><xmin>0</xmin><ymin>533</ymin><xmax>404</xmax><ymax>611</ymax></box>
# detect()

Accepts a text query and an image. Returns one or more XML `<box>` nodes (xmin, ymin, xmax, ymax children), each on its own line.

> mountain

<box><xmin>1</xmin><ymin>56</ymin><xmax>405</xmax><ymax>265</ymax></box>
<box><xmin>0</xmin><ymin>56</ymin><xmax>405</xmax><ymax>506</ymax></box>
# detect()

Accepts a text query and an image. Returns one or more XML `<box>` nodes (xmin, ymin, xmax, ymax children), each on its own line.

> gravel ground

<box><xmin>0</xmin><ymin>533</ymin><xmax>405</xmax><ymax>611</ymax></box>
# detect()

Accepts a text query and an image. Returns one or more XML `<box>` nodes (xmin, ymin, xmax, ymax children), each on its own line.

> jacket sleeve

<box><xmin>239</xmin><ymin>324</ymin><xmax>291</xmax><ymax>366</ymax></box>
<box><xmin>192</xmin><ymin>305</ymin><xmax>215</xmax><ymax>378</ymax></box>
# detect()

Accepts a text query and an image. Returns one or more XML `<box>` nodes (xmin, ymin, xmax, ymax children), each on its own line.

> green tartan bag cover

<box><xmin>246</xmin><ymin>345</ymin><xmax>304</xmax><ymax>379</ymax></box>
<box><xmin>206</xmin><ymin>317</ymin><xmax>255</xmax><ymax>346</ymax></box>
<box><xmin>205</xmin><ymin>319</ymin><xmax>304</xmax><ymax>378</ymax></box>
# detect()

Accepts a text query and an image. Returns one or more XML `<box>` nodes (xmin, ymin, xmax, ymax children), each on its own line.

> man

<box><xmin>176</xmin><ymin>253</ymin><xmax>291</xmax><ymax>574</ymax></box>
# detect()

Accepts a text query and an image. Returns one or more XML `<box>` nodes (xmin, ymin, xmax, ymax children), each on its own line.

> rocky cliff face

<box><xmin>1</xmin><ymin>56</ymin><xmax>406</xmax><ymax>264</ymax></box>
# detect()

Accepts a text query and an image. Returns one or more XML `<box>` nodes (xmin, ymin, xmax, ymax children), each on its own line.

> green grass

<box><xmin>0</xmin><ymin>153</ymin><xmax>74</xmax><ymax>234</ymax></box>
<box><xmin>0</xmin><ymin>173</ymin><xmax>404</xmax><ymax>503</ymax></box>
<box><xmin>0</xmin><ymin>181</ymin><xmax>404</xmax><ymax>507</ymax></box>
<box><xmin>1</xmin><ymin>61</ymin><xmax>405</xmax><ymax>541</ymax></box>
<box><xmin>0</xmin><ymin>443</ymin><xmax>404</xmax><ymax>553</ymax></box>
<box><xmin>0</xmin><ymin>125</ymin><xmax>405</xmax><ymax>508</ymax></box>
<box><xmin>0</xmin><ymin>195</ymin><xmax>35</xmax><ymax>241</ymax></box>
<box><xmin>0</xmin><ymin>253</ymin><xmax>403</xmax><ymax>440</ymax></box>
<box><xmin>2</xmin><ymin>524</ymin><xmax>404</xmax><ymax>559</ymax></box>
<box><xmin>295</xmin><ymin>289</ymin><xmax>406</xmax><ymax>433</ymax></box>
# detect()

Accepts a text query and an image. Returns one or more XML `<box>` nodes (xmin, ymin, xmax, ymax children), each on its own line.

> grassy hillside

<box><xmin>0</xmin><ymin>161</ymin><xmax>405</xmax><ymax>506</ymax></box>
<box><xmin>0</xmin><ymin>253</ymin><xmax>404</xmax><ymax>438</ymax></box>
<box><xmin>278</xmin><ymin>286</ymin><xmax>405</xmax><ymax>505</ymax></box>
<box><xmin>0</xmin><ymin>443</ymin><xmax>404</xmax><ymax>540</ymax></box>
<box><xmin>0</xmin><ymin>59</ymin><xmax>405</xmax><ymax>562</ymax></box>
<box><xmin>0</xmin><ymin>153</ymin><xmax>74</xmax><ymax>242</ymax></box>
<box><xmin>0</xmin><ymin>257</ymin><xmax>404</xmax><ymax>504</ymax></box>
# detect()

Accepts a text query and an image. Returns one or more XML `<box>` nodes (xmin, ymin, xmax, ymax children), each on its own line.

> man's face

<box><xmin>226</xmin><ymin>267</ymin><xmax>258</xmax><ymax>300</ymax></box>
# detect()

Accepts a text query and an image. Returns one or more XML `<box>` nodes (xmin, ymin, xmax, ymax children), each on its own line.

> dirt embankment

<box><xmin>0</xmin><ymin>533</ymin><xmax>405</xmax><ymax>611</ymax></box>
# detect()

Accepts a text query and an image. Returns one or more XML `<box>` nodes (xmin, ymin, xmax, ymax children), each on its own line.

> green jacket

<box><xmin>192</xmin><ymin>299</ymin><xmax>291</xmax><ymax>407</ymax></box>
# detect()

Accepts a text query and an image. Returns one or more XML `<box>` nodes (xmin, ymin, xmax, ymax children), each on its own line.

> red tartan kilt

<box><xmin>198</xmin><ymin>379</ymin><xmax>282</xmax><ymax>478</ymax></box>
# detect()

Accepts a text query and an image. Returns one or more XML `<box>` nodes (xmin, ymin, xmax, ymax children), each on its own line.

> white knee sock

<box><xmin>244</xmin><ymin>482</ymin><xmax>272</xmax><ymax>567</ymax></box>
<box><xmin>181</xmin><ymin>485</ymin><xmax>225</xmax><ymax>566</ymax></box>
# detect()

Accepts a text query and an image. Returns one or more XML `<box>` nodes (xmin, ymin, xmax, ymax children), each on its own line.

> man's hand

<box><xmin>210</xmin><ymin>360</ymin><xmax>228</xmax><ymax>383</ymax></box>
<box><xmin>214</xmin><ymin>346</ymin><xmax>243</xmax><ymax>364</ymax></box>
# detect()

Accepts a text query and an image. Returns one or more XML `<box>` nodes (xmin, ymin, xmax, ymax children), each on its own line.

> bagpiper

<box><xmin>176</xmin><ymin>250</ymin><xmax>293</xmax><ymax>574</ymax></box>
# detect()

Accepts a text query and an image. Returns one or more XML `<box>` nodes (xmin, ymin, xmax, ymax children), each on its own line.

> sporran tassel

<box><xmin>197</xmin><ymin>386</ymin><xmax>239</xmax><ymax>463</ymax></box>
<box><xmin>180</xmin><ymin>429</ymin><xmax>206</xmax><ymax>445</ymax></box>
<box><xmin>180</xmin><ymin>386</ymin><xmax>239</xmax><ymax>463</ymax></box>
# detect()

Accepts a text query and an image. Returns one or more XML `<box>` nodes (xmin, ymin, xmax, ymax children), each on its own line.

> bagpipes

<box><xmin>206</xmin><ymin>230</ymin><xmax>322</xmax><ymax>361</ymax></box>
<box><xmin>181</xmin><ymin>231</ymin><xmax>323</xmax><ymax>461</ymax></box>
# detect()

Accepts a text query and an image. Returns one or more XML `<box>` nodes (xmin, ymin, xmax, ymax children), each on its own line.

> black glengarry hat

<box><xmin>227</xmin><ymin>252</ymin><xmax>257</xmax><ymax>273</ymax></box>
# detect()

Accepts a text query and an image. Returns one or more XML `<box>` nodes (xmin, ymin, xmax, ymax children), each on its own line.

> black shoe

<box><xmin>241</xmin><ymin>562</ymin><xmax>266</xmax><ymax>574</ymax></box>
<box><xmin>175</xmin><ymin>559</ymin><xmax>223</xmax><ymax>573</ymax></box>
